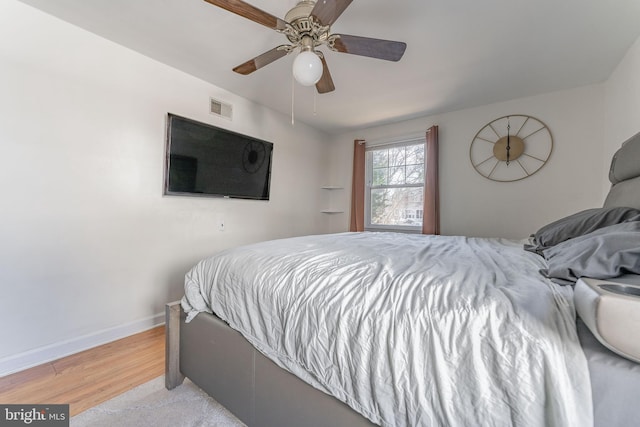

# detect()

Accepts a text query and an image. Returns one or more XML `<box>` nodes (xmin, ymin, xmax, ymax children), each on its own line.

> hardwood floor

<box><xmin>0</xmin><ymin>326</ymin><xmax>165</xmax><ymax>416</ymax></box>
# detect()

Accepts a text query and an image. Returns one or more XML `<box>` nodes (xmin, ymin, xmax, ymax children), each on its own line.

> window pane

<box><xmin>406</xmin><ymin>144</ymin><xmax>424</xmax><ymax>165</ymax></box>
<box><xmin>388</xmin><ymin>147</ymin><xmax>406</xmax><ymax>167</ymax></box>
<box><xmin>406</xmin><ymin>165</ymin><xmax>424</xmax><ymax>184</ymax></box>
<box><xmin>389</xmin><ymin>166</ymin><xmax>406</xmax><ymax>185</ymax></box>
<box><xmin>372</xmin><ymin>168</ymin><xmax>387</xmax><ymax>186</ymax></box>
<box><xmin>408</xmin><ymin>188</ymin><xmax>423</xmax><ymax>202</ymax></box>
<box><xmin>370</xmin><ymin>187</ymin><xmax>424</xmax><ymax>227</ymax></box>
<box><xmin>373</xmin><ymin>150</ymin><xmax>388</xmax><ymax>168</ymax></box>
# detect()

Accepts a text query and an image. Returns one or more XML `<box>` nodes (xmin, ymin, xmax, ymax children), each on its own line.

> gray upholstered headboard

<box><xmin>603</xmin><ymin>131</ymin><xmax>640</xmax><ymax>210</ymax></box>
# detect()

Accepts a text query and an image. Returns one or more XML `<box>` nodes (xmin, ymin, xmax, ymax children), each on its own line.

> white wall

<box><xmin>604</xmin><ymin>35</ymin><xmax>640</xmax><ymax>193</ymax></box>
<box><xmin>0</xmin><ymin>1</ymin><xmax>331</xmax><ymax>374</ymax></box>
<box><xmin>328</xmin><ymin>85</ymin><xmax>606</xmax><ymax>239</ymax></box>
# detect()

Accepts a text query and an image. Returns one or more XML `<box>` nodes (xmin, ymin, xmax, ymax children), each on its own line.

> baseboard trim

<box><xmin>0</xmin><ymin>312</ymin><xmax>165</xmax><ymax>377</ymax></box>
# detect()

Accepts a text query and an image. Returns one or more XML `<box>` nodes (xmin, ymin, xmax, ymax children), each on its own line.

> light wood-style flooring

<box><xmin>0</xmin><ymin>326</ymin><xmax>165</xmax><ymax>416</ymax></box>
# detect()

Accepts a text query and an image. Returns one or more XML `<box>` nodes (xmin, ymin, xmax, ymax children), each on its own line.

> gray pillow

<box><xmin>525</xmin><ymin>207</ymin><xmax>640</xmax><ymax>254</ymax></box>
<box><xmin>539</xmin><ymin>221</ymin><xmax>640</xmax><ymax>285</ymax></box>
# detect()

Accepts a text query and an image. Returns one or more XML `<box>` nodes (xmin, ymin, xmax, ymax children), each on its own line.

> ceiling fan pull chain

<box><xmin>291</xmin><ymin>73</ymin><xmax>295</xmax><ymax>125</ymax></box>
<box><xmin>313</xmin><ymin>89</ymin><xmax>317</xmax><ymax>115</ymax></box>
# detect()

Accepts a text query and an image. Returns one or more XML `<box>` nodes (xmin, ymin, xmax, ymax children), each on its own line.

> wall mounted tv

<box><xmin>164</xmin><ymin>113</ymin><xmax>273</xmax><ymax>200</ymax></box>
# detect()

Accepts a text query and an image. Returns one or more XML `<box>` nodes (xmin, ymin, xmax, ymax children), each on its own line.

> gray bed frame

<box><xmin>165</xmin><ymin>302</ymin><xmax>374</xmax><ymax>427</ymax></box>
<box><xmin>166</xmin><ymin>130</ymin><xmax>640</xmax><ymax>427</ymax></box>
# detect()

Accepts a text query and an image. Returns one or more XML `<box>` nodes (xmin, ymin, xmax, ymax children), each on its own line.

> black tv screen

<box><xmin>164</xmin><ymin>114</ymin><xmax>273</xmax><ymax>200</ymax></box>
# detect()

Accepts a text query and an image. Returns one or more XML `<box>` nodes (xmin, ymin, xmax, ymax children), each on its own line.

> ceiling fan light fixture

<box><xmin>292</xmin><ymin>50</ymin><xmax>323</xmax><ymax>86</ymax></box>
<box><xmin>205</xmin><ymin>0</ymin><xmax>406</xmax><ymax>95</ymax></box>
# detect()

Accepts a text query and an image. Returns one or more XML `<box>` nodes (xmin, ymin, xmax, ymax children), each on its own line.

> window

<box><xmin>365</xmin><ymin>139</ymin><xmax>425</xmax><ymax>232</ymax></box>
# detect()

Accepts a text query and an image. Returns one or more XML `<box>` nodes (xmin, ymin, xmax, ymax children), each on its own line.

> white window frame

<box><xmin>364</xmin><ymin>136</ymin><xmax>426</xmax><ymax>233</ymax></box>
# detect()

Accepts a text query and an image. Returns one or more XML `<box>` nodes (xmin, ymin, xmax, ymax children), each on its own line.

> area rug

<box><xmin>71</xmin><ymin>376</ymin><xmax>245</xmax><ymax>426</ymax></box>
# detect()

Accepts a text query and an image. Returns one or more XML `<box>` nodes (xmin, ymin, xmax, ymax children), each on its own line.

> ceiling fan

<box><xmin>203</xmin><ymin>0</ymin><xmax>407</xmax><ymax>94</ymax></box>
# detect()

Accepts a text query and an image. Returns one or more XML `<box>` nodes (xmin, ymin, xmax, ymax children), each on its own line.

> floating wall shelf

<box><xmin>321</xmin><ymin>186</ymin><xmax>344</xmax><ymax>214</ymax></box>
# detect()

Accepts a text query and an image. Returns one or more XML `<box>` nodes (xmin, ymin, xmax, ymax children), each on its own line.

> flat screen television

<box><xmin>164</xmin><ymin>113</ymin><xmax>273</xmax><ymax>200</ymax></box>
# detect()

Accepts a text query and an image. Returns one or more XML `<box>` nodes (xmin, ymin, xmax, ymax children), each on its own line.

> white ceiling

<box><xmin>16</xmin><ymin>0</ymin><xmax>640</xmax><ymax>134</ymax></box>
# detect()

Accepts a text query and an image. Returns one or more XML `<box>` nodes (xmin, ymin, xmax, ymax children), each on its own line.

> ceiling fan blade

<box><xmin>316</xmin><ymin>56</ymin><xmax>335</xmax><ymax>94</ymax></box>
<box><xmin>232</xmin><ymin>46</ymin><xmax>290</xmax><ymax>75</ymax></box>
<box><xmin>331</xmin><ymin>34</ymin><xmax>407</xmax><ymax>61</ymax></box>
<box><xmin>203</xmin><ymin>0</ymin><xmax>288</xmax><ymax>31</ymax></box>
<box><xmin>311</xmin><ymin>0</ymin><xmax>353</xmax><ymax>26</ymax></box>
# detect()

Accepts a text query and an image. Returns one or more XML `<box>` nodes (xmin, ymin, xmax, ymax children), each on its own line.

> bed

<box><xmin>166</xmin><ymin>130</ymin><xmax>640</xmax><ymax>427</ymax></box>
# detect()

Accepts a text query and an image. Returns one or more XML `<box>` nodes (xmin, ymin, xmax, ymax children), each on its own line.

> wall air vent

<box><xmin>210</xmin><ymin>98</ymin><xmax>233</xmax><ymax>120</ymax></box>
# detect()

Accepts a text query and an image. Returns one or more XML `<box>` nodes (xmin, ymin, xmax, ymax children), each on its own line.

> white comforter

<box><xmin>182</xmin><ymin>232</ymin><xmax>593</xmax><ymax>427</ymax></box>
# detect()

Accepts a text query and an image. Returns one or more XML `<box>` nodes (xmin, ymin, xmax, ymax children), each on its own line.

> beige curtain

<box><xmin>349</xmin><ymin>139</ymin><xmax>366</xmax><ymax>232</ymax></box>
<box><xmin>422</xmin><ymin>126</ymin><xmax>440</xmax><ymax>235</ymax></box>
